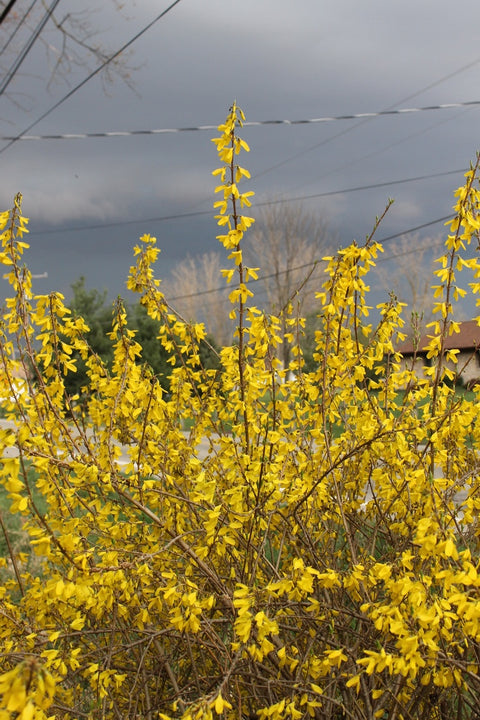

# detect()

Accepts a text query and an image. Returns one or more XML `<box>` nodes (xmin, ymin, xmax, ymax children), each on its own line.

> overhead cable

<box><xmin>0</xmin><ymin>0</ymin><xmax>61</xmax><ymax>96</ymax></box>
<box><xmin>377</xmin><ymin>215</ymin><xmax>452</xmax><ymax>244</ymax></box>
<box><xmin>0</xmin><ymin>0</ymin><xmax>184</xmax><ymax>155</ymax></box>
<box><xmin>254</xmin><ymin>55</ymin><xmax>480</xmax><ymax>183</ymax></box>
<box><xmin>0</xmin><ymin>0</ymin><xmax>20</xmax><ymax>26</ymax></box>
<box><xmin>3</xmin><ymin>100</ymin><xmax>480</xmax><ymax>142</ymax></box>
<box><xmin>0</xmin><ymin>0</ymin><xmax>36</xmax><ymax>56</ymax></box>
<box><xmin>167</xmin><ymin>214</ymin><xmax>452</xmax><ymax>303</ymax></box>
<box><xmin>28</xmin><ymin>167</ymin><xmax>465</xmax><ymax>237</ymax></box>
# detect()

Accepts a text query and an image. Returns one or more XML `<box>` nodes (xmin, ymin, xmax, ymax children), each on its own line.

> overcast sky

<box><xmin>0</xmin><ymin>0</ymin><xmax>479</xmax><ymax>313</ymax></box>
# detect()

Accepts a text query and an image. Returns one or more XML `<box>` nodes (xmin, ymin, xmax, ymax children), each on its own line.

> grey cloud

<box><xmin>0</xmin><ymin>0</ymin><xmax>478</xmax><ymax>305</ymax></box>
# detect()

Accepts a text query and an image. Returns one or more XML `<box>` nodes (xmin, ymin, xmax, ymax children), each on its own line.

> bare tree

<box><xmin>0</xmin><ymin>1</ymin><xmax>136</xmax><ymax>104</ymax></box>
<box><xmin>374</xmin><ymin>232</ymin><xmax>441</xmax><ymax>336</ymax></box>
<box><xmin>163</xmin><ymin>251</ymin><xmax>234</xmax><ymax>347</ymax></box>
<box><xmin>245</xmin><ymin>201</ymin><xmax>336</xmax><ymax>368</ymax></box>
<box><xmin>163</xmin><ymin>204</ymin><xmax>336</xmax><ymax>360</ymax></box>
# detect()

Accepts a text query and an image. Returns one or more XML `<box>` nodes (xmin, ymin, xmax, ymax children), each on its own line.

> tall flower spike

<box><xmin>212</xmin><ymin>103</ymin><xmax>258</xmax><ymax>453</ymax></box>
<box><xmin>212</xmin><ymin>103</ymin><xmax>255</xmax><ymax>255</ymax></box>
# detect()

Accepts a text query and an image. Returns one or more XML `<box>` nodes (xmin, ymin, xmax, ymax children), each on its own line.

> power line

<box><xmin>28</xmin><ymin>167</ymin><xmax>465</xmax><ymax>237</ymax></box>
<box><xmin>0</xmin><ymin>0</ymin><xmax>20</xmax><ymax>26</ymax></box>
<box><xmin>134</xmin><ymin>55</ymin><xmax>480</xmax><ymax>227</ymax></box>
<box><xmin>377</xmin><ymin>215</ymin><xmax>451</xmax><ymax>245</ymax></box>
<box><xmin>2</xmin><ymin>100</ymin><xmax>480</xmax><ymax>142</ymax></box>
<box><xmin>30</xmin><ymin>208</ymin><xmax>213</xmax><ymax>235</ymax></box>
<box><xmin>254</xmin><ymin>55</ymin><xmax>480</xmax><ymax>183</ymax></box>
<box><xmin>292</xmin><ymin>105</ymin><xmax>471</xmax><ymax>197</ymax></box>
<box><xmin>0</xmin><ymin>0</ymin><xmax>35</xmax><ymax>58</ymax></box>
<box><xmin>0</xmin><ymin>0</ymin><xmax>184</xmax><ymax>155</ymax></box>
<box><xmin>166</xmin><ymin>223</ymin><xmax>453</xmax><ymax>315</ymax></box>
<box><xmin>375</xmin><ymin>236</ymin><xmax>445</xmax><ymax>266</ymax></box>
<box><xmin>258</xmin><ymin>169</ymin><xmax>463</xmax><ymax>207</ymax></box>
<box><xmin>134</xmin><ymin>55</ymin><xmax>480</xmax><ymax>217</ymax></box>
<box><xmin>391</xmin><ymin>55</ymin><xmax>480</xmax><ymax>108</ymax></box>
<box><xmin>166</xmin><ymin>214</ymin><xmax>451</xmax><ymax>303</ymax></box>
<box><xmin>0</xmin><ymin>0</ymin><xmax>61</xmax><ymax>96</ymax></box>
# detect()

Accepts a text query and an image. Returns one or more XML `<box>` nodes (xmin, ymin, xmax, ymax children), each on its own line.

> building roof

<box><xmin>397</xmin><ymin>320</ymin><xmax>480</xmax><ymax>356</ymax></box>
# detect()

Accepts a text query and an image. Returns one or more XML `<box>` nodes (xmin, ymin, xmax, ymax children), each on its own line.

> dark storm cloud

<box><xmin>0</xmin><ymin>0</ymin><xmax>479</xmax><ymax>300</ymax></box>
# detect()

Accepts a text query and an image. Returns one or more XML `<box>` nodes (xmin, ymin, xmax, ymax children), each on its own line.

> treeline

<box><xmin>64</xmin><ymin>276</ymin><xmax>220</xmax><ymax>398</ymax></box>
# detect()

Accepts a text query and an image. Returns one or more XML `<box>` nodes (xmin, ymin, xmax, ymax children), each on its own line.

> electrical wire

<box><xmin>377</xmin><ymin>216</ymin><xmax>452</xmax><ymax>245</ymax></box>
<box><xmin>13</xmin><ymin>53</ymin><xmax>471</xmax><ymax>228</ymax></box>
<box><xmin>27</xmin><ymin>166</ymin><xmax>465</xmax><ymax>237</ymax></box>
<box><xmin>165</xmin><ymin>214</ymin><xmax>452</xmax><ymax>303</ymax></box>
<box><xmin>2</xmin><ymin>100</ymin><xmax>480</xmax><ymax>142</ymax></box>
<box><xmin>164</xmin><ymin>230</ymin><xmax>450</xmax><ymax>315</ymax></box>
<box><xmin>0</xmin><ymin>0</ymin><xmax>184</xmax><ymax>154</ymax></box>
<box><xmin>252</xmin><ymin>54</ymin><xmax>480</xmax><ymax>184</ymax></box>
<box><xmin>0</xmin><ymin>38</ymin><xmax>474</xmax><ymax>240</ymax></box>
<box><xmin>4</xmin><ymin>97</ymin><xmax>463</xmax><ymax>231</ymax></box>
<box><xmin>0</xmin><ymin>0</ymin><xmax>36</xmax><ymax>57</ymax></box>
<box><xmin>290</xmin><ymin>105</ymin><xmax>472</xmax><ymax>199</ymax></box>
<box><xmin>168</xmin><ymin>53</ymin><xmax>480</xmax><ymax>218</ymax></box>
<box><xmin>0</xmin><ymin>0</ymin><xmax>61</xmax><ymax>96</ymax></box>
<box><xmin>0</xmin><ymin>0</ymin><xmax>20</xmax><ymax>26</ymax></box>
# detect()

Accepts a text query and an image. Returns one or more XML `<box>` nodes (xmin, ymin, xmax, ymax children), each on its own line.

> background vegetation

<box><xmin>0</xmin><ymin>106</ymin><xmax>480</xmax><ymax>720</ymax></box>
<box><xmin>63</xmin><ymin>275</ymin><xmax>220</xmax><ymax>400</ymax></box>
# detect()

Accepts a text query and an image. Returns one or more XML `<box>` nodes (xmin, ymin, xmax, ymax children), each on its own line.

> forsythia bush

<box><xmin>1</xmin><ymin>105</ymin><xmax>480</xmax><ymax>720</ymax></box>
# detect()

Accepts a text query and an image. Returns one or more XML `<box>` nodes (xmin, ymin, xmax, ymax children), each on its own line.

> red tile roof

<box><xmin>397</xmin><ymin>320</ymin><xmax>480</xmax><ymax>356</ymax></box>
